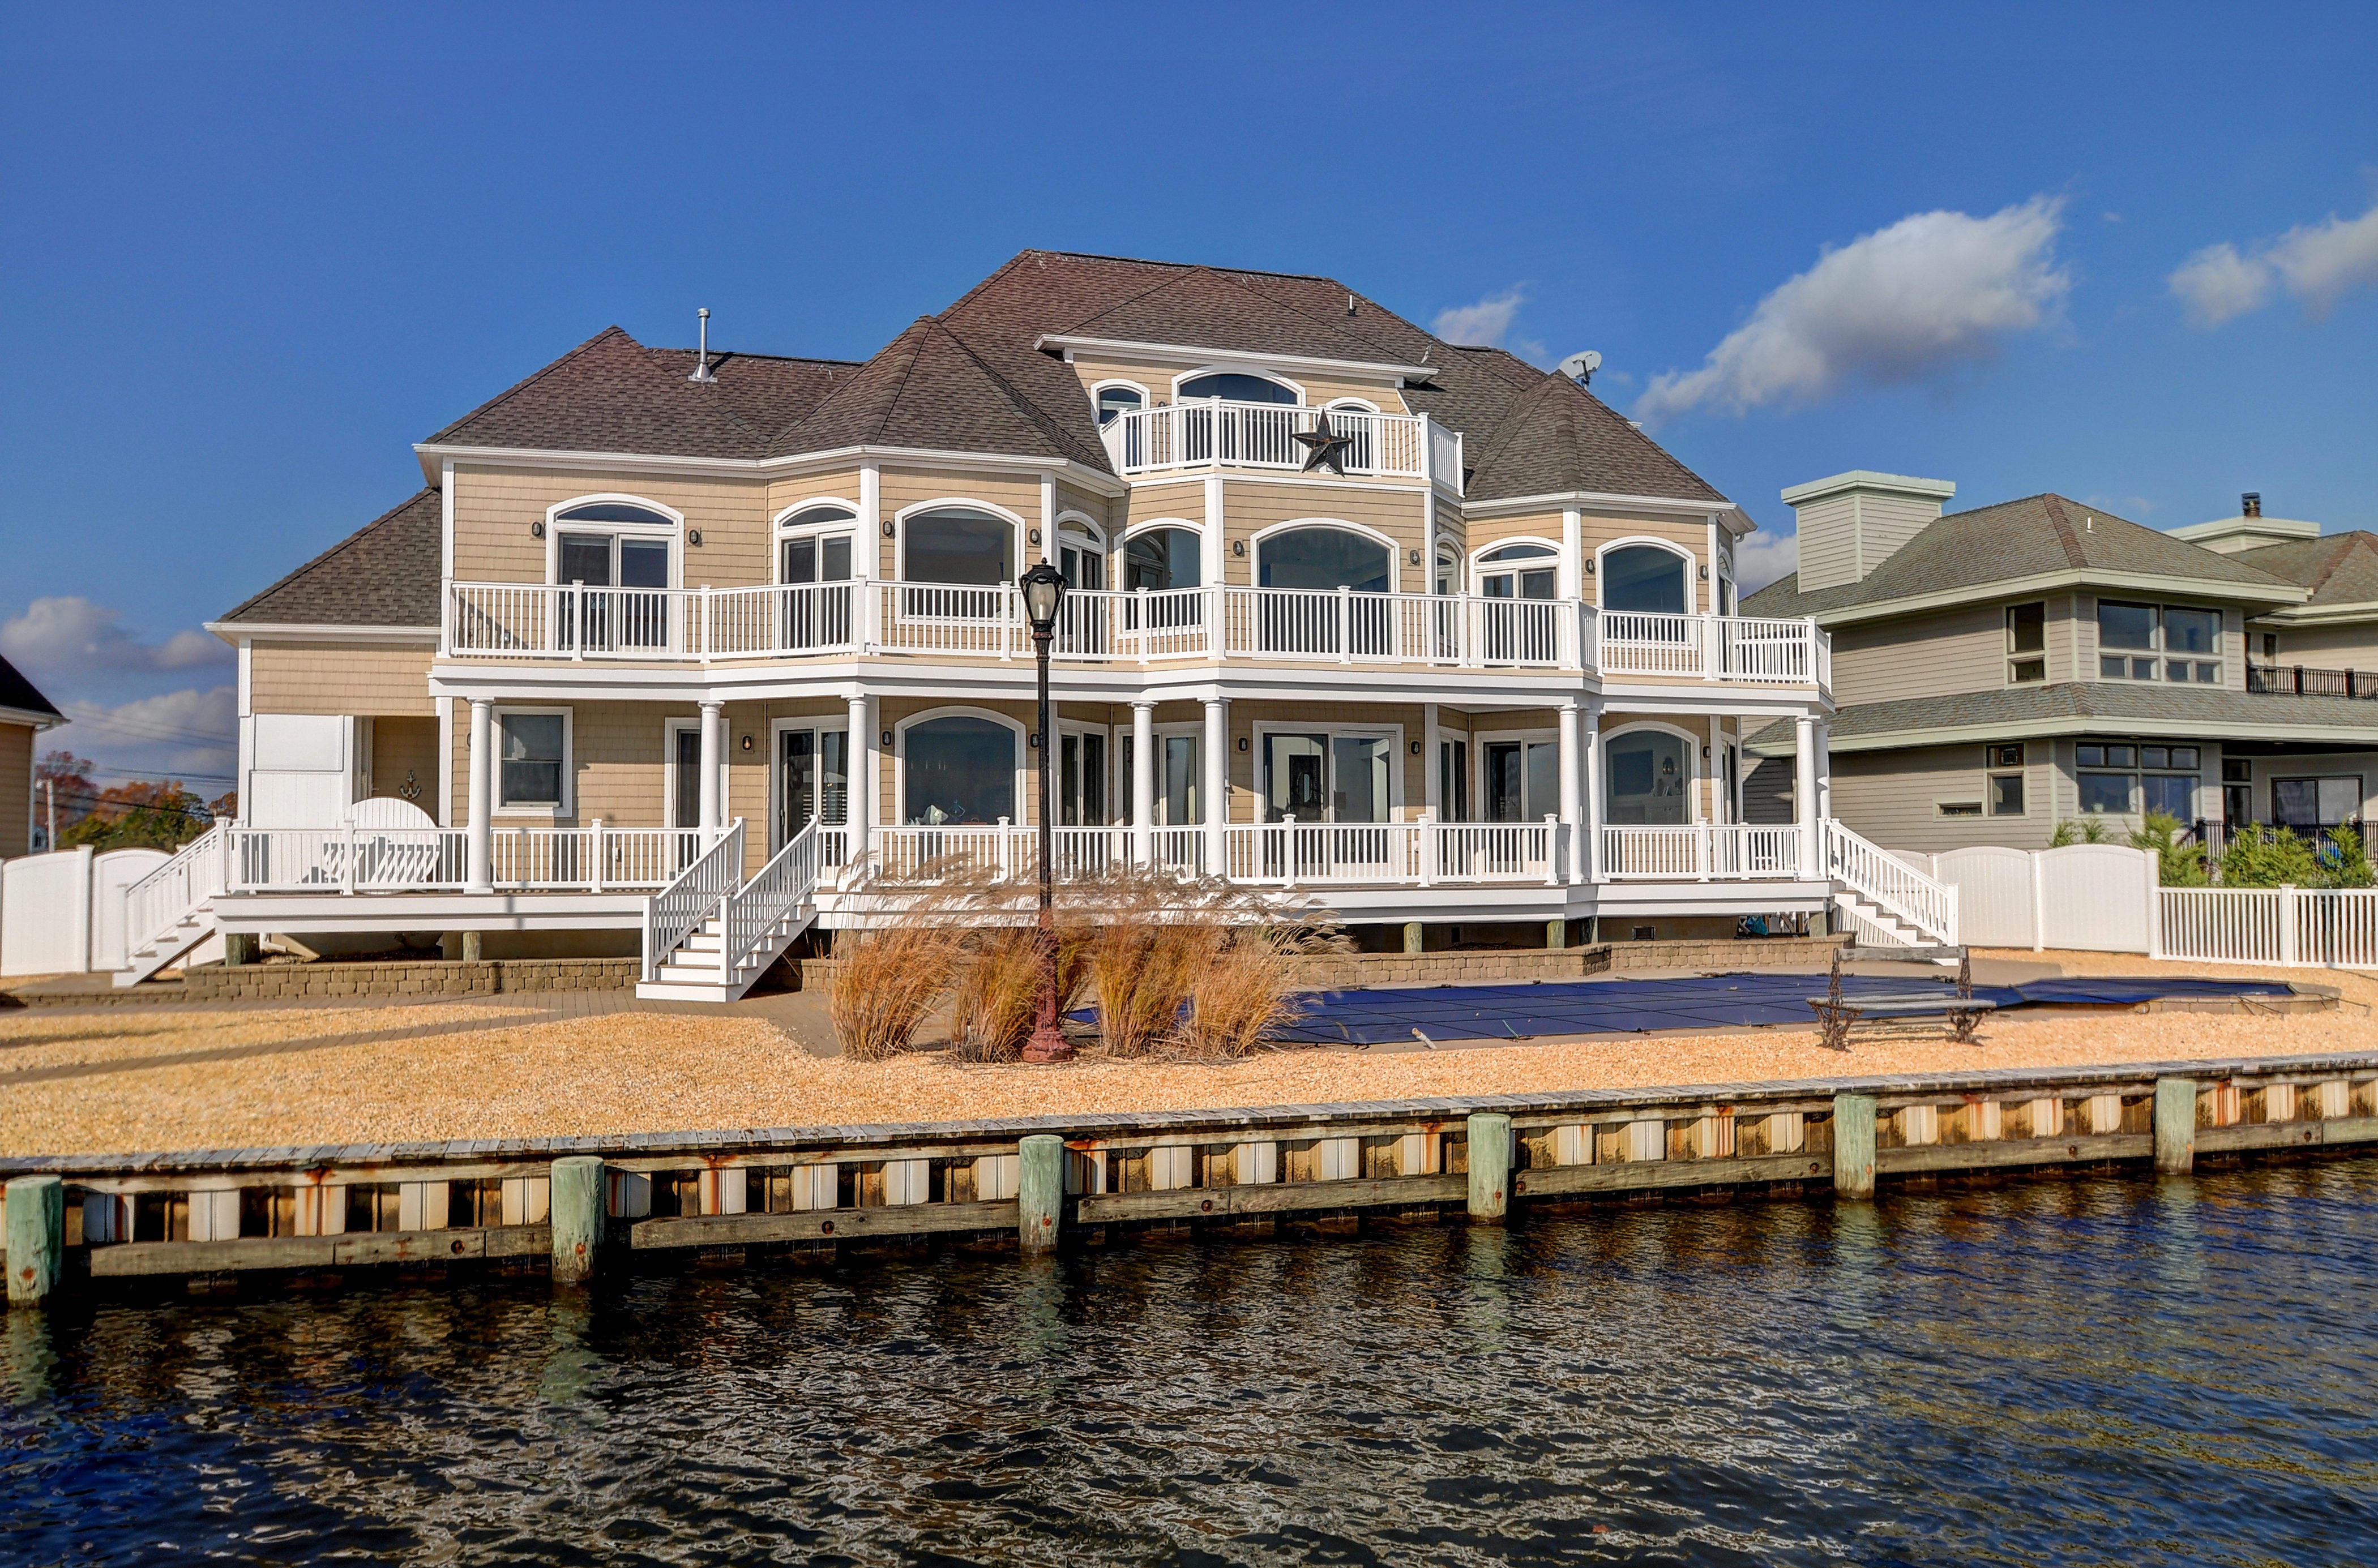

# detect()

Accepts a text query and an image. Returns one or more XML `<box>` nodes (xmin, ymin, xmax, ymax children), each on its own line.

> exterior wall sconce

<box><xmin>1237</xmin><ymin>736</ymin><xmax>1250</xmax><ymax>751</ymax></box>
<box><xmin>1408</xmin><ymin>549</ymin><xmax>1421</xmax><ymax>565</ymax></box>
<box><xmin>529</xmin><ymin>520</ymin><xmax>546</xmax><ymax>538</ymax></box>
<box><xmin>1698</xmin><ymin>564</ymin><xmax>1709</xmax><ymax>579</ymax></box>
<box><xmin>687</xmin><ymin>529</ymin><xmax>703</xmax><ymax>547</ymax></box>
<box><xmin>1028</xmin><ymin>526</ymin><xmax>1043</xmax><ymax>547</ymax></box>
<box><xmin>1028</xmin><ymin>731</ymin><xmax>1042</xmax><ymax>748</ymax></box>
<box><xmin>740</xmin><ymin>734</ymin><xmax>753</xmax><ymax>752</ymax></box>
<box><xmin>881</xmin><ymin>521</ymin><xmax>895</xmax><ymax>537</ymax></box>
<box><xmin>1231</xmin><ymin>539</ymin><xmax>1247</xmax><ymax>557</ymax></box>
<box><xmin>880</xmin><ymin>730</ymin><xmax>893</xmax><ymax>747</ymax></box>
<box><xmin>1583</xmin><ymin>559</ymin><xmax>1596</xmax><ymax>575</ymax></box>
<box><xmin>1409</xmin><ymin>740</ymin><xmax>1423</xmax><ymax>755</ymax></box>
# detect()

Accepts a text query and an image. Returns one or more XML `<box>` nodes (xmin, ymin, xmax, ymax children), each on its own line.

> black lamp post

<box><xmin>1017</xmin><ymin>560</ymin><xmax>1071</xmax><ymax>1063</ymax></box>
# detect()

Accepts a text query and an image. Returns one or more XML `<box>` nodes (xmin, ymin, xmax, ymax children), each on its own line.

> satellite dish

<box><xmin>1558</xmin><ymin>350</ymin><xmax>1603</xmax><ymax>385</ymax></box>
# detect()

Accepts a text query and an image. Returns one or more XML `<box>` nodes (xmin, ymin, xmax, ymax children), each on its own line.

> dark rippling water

<box><xmin>6</xmin><ymin>1160</ymin><xmax>2378</xmax><ymax>1566</ymax></box>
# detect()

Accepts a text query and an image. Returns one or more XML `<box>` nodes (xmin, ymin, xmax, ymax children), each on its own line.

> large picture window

<box><xmin>905</xmin><ymin>508</ymin><xmax>1013</xmax><ymax>586</ymax></box>
<box><xmin>1601</xmin><ymin>545</ymin><xmax>1688</xmax><ymax>615</ymax></box>
<box><xmin>2097</xmin><ymin>601</ymin><xmax>2222</xmax><ymax>683</ymax></box>
<box><xmin>903</xmin><ymin>716</ymin><xmax>1016</xmax><ymax>825</ymax></box>
<box><xmin>1604</xmin><ymin>729</ymin><xmax>1690</xmax><ymax>825</ymax></box>
<box><xmin>2075</xmin><ymin>741</ymin><xmax>2201</xmax><ymax>819</ymax></box>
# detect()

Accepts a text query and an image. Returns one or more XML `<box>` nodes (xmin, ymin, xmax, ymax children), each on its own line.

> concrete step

<box><xmin>634</xmin><ymin>980</ymin><xmax>741</xmax><ymax>1003</ymax></box>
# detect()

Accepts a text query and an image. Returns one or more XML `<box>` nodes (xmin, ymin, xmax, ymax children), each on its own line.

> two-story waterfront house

<box><xmin>126</xmin><ymin>252</ymin><xmax>1948</xmax><ymax>996</ymax></box>
<box><xmin>1743</xmin><ymin>474</ymin><xmax>2378</xmax><ymax>856</ymax></box>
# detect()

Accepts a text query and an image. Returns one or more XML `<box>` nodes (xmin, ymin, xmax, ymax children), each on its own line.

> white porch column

<box><xmin>1794</xmin><ymin>714</ymin><xmax>1820</xmax><ymax>879</ymax></box>
<box><xmin>1202</xmin><ymin>696</ymin><xmax>1228</xmax><ymax>875</ymax></box>
<box><xmin>1581</xmin><ymin>701</ymin><xmax>1605</xmax><ymax>882</ymax></box>
<box><xmin>1203</xmin><ymin>476</ymin><xmax>1227</xmax><ymax>589</ymax></box>
<box><xmin>1558</xmin><ymin>701</ymin><xmax>1584</xmax><ymax>885</ymax></box>
<box><xmin>1815</xmin><ymin>720</ymin><xmax>1833</xmax><ymax>823</ymax></box>
<box><xmin>465</xmin><ymin>698</ymin><xmax>493</xmax><ymax>893</ymax></box>
<box><xmin>1039</xmin><ymin>472</ymin><xmax>1058</xmax><ymax>565</ymax></box>
<box><xmin>1422</xmin><ymin>703</ymin><xmax>1442</xmax><ymax>818</ymax></box>
<box><xmin>847</xmin><ymin>692</ymin><xmax>873</xmax><ymax>856</ymax></box>
<box><xmin>1561</xmin><ymin>507</ymin><xmax>1584</xmax><ymax>601</ymax></box>
<box><xmin>1131</xmin><ymin>699</ymin><xmax>1156</xmax><ymax>864</ymax></box>
<box><xmin>699</xmin><ymin>700</ymin><xmax>724</xmax><ymax>835</ymax></box>
<box><xmin>1709</xmin><ymin>714</ymin><xmax>1726</xmax><ymax>825</ymax></box>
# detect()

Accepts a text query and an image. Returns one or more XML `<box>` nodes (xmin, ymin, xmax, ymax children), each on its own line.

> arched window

<box><xmin>1479</xmin><ymin>542</ymin><xmax>1558</xmax><ymax>600</ymax></box>
<box><xmin>904</xmin><ymin>716</ymin><xmax>1016</xmax><ymax>825</ymax></box>
<box><xmin>1324</xmin><ymin>399</ymin><xmax>1377</xmax><ymax>472</ymax></box>
<box><xmin>1605</xmin><ymin>729</ymin><xmax>1692</xmax><ymax>826</ymax></box>
<box><xmin>1433</xmin><ymin>542</ymin><xmax>1460</xmax><ymax>597</ymax></box>
<box><xmin>1124</xmin><ymin>527</ymin><xmax>1201</xmax><ymax>592</ymax></box>
<box><xmin>1178</xmin><ymin>372</ymin><xmax>1298</xmax><ymax>404</ymax></box>
<box><xmin>551</xmin><ymin>499</ymin><xmax>675</xmax><ymax>651</ymax></box>
<box><xmin>1095</xmin><ymin>385</ymin><xmax>1143</xmax><ymax>426</ymax></box>
<box><xmin>778</xmin><ymin>504</ymin><xmax>855</xmax><ymax>585</ymax></box>
<box><xmin>557</xmin><ymin>502</ymin><xmax>673</xmax><ymax>526</ymax></box>
<box><xmin>1057</xmin><ymin>521</ymin><xmax>1106</xmax><ymax>590</ymax></box>
<box><xmin>905</xmin><ymin>508</ymin><xmax>1014</xmax><ymax>585</ymax></box>
<box><xmin>1258</xmin><ymin>526</ymin><xmax>1391</xmax><ymax>592</ymax></box>
<box><xmin>1602</xmin><ymin>545</ymin><xmax>1688</xmax><ymax>614</ymax></box>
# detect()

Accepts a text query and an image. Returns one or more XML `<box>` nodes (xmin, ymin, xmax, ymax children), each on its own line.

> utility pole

<box><xmin>44</xmin><ymin>778</ymin><xmax>55</xmax><ymax>852</ymax></box>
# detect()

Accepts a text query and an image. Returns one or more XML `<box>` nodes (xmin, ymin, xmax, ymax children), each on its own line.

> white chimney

<box><xmin>1781</xmin><ymin>470</ymin><xmax>1956</xmax><ymax>590</ymax></box>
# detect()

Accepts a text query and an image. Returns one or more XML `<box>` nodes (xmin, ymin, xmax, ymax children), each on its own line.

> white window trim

<box><xmin>1323</xmin><ymin>396</ymin><xmax>1381</xmax><ymax>414</ymax></box>
<box><xmin>1089</xmin><ymin>379</ymin><xmax>1149</xmax><ymax>423</ymax></box>
<box><xmin>1248</xmin><ymin>719</ymin><xmax>1408</xmax><ymax>822</ymax></box>
<box><xmin>545</xmin><ymin>494</ymin><xmax>685</xmax><ymax>588</ymax></box>
<box><xmin>1169</xmin><ymin>363</ymin><xmax>1306</xmax><ymax>404</ymax></box>
<box><xmin>491</xmin><ymin>705</ymin><xmax>573</xmax><ymax>819</ymax></box>
<box><xmin>1469</xmin><ymin>534</ymin><xmax>1564</xmax><ymax>597</ymax></box>
<box><xmin>767</xmin><ymin>716</ymin><xmax>853</xmax><ymax>849</ymax></box>
<box><xmin>1248</xmin><ymin>517</ymin><xmax>1403</xmax><ymax>594</ymax></box>
<box><xmin>772</xmin><ymin>500</ymin><xmax>861</xmax><ymax>586</ymax></box>
<box><xmin>658</xmin><ymin>716</ymin><xmax>732</xmax><ymax>834</ymax></box>
<box><xmin>892</xmin><ymin>498</ymin><xmax>1028</xmax><ymax>584</ymax></box>
<box><xmin>892</xmin><ymin>706</ymin><xmax>1028</xmax><ymax>827</ymax></box>
<box><xmin>1592</xmin><ymin>535</ymin><xmax>1696</xmax><ymax>612</ymax></box>
<box><xmin>1054</xmin><ymin>718</ymin><xmax>1118</xmax><ymax>826</ymax></box>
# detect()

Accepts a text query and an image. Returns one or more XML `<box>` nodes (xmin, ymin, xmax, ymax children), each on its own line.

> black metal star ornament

<box><xmin>1291</xmin><ymin>410</ymin><xmax>1353</xmax><ymax>474</ymax></box>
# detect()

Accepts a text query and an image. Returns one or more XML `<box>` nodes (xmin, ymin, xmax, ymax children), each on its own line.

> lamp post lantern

<box><xmin>1017</xmin><ymin>561</ymin><xmax>1071</xmax><ymax>1063</ymax></box>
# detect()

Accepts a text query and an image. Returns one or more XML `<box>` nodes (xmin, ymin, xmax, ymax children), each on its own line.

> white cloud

<box><xmin>50</xmin><ymin>686</ymin><xmax>238</xmax><ymax>787</ymax></box>
<box><xmin>1636</xmin><ymin>196</ymin><xmax>2071</xmax><ymax>423</ymax></box>
<box><xmin>1732</xmin><ymin>529</ymin><xmax>1798</xmax><ymax>594</ymax></box>
<box><xmin>2172</xmin><ymin>202</ymin><xmax>2378</xmax><ymax>326</ymax></box>
<box><xmin>1</xmin><ymin>596</ymin><xmax>228</xmax><ymax>679</ymax></box>
<box><xmin>1432</xmin><ymin>288</ymin><xmax>1528</xmax><ymax>347</ymax></box>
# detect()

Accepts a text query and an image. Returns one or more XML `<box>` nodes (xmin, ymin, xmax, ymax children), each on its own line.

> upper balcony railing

<box><xmin>440</xmin><ymin>580</ymin><xmax>1827</xmax><ymax>686</ymax></box>
<box><xmin>1101</xmin><ymin>399</ymin><xmax>1459</xmax><ymax>491</ymax></box>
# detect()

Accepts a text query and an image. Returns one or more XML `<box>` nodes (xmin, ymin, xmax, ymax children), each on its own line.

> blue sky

<box><xmin>5</xmin><ymin>2</ymin><xmax>2375</xmax><ymax>787</ymax></box>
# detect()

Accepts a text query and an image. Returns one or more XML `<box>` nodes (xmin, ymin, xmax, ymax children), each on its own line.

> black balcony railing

<box><xmin>2246</xmin><ymin>662</ymin><xmax>2378</xmax><ymax>699</ymax></box>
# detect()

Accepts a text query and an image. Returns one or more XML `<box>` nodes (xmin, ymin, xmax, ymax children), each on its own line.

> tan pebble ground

<box><xmin>2</xmin><ymin>950</ymin><xmax>2372</xmax><ymax>1156</ymax></box>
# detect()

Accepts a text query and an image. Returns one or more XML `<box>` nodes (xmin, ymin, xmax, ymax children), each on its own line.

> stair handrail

<box><xmin>122</xmin><ymin>821</ymin><xmax>231</xmax><ymax>962</ymax></box>
<box><xmin>720</xmin><ymin>816</ymin><xmax>822</xmax><ymax>982</ymax></box>
<box><xmin>1821</xmin><ymin>819</ymin><xmax>1958</xmax><ymax>945</ymax></box>
<box><xmin>641</xmin><ymin>819</ymin><xmax>746</xmax><ymax>983</ymax></box>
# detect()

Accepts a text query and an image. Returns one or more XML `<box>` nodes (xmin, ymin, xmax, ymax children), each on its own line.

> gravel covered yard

<box><xmin>1</xmin><ymin>950</ymin><xmax>2369</xmax><ymax>1158</ymax></box>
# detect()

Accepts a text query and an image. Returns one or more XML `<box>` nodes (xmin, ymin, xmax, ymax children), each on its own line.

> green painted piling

<box><xmin>2154</xmin><ymin>1078</ymin><xmax>2198</xmax><ymax>1175</ymax></box>
<box><xmin>1466</xmin><ymin>1113</ymin><xmax>1512</xmax><ymax>1222</ymax></box>
<box><xmin>5</xmin><ymin>1176</ymin><xmax>64</xmax><ymax>1306</ymax></box>
<box><xmin>549</xmin><ymin>1157</ymin><xmax>605</xmax><ymax>1285</ymax></box>
<box><xmin>1833</xmin><ymin>1094</ymin><xmax>1877</xmax><ymax>1200</ymax></box>
<box><xmin>1019</xmin><ymin>1134</ymin><xmax>1065</xmax><ymax>1253</ymax></box>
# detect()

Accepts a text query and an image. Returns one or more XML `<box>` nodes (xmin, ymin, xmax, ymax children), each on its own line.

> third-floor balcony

<box><xmin>442</xmin><ymin>579</ymin><xmax>1828</xmax><ymax>688</ymax></box>
<box><xmin>1100</xmin><ymin>399</ymin><xmax>1462</xmax><ymax>492</ymax></box>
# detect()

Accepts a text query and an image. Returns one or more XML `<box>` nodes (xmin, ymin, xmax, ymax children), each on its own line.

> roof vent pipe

<box><xmin>2242</xmin><ymin>491</ymin><xmax>2261</xmax><ymax>517</ymax></box>
<box><xmin>688</xmin><ymin>307</ymin><xmax>715</xmax><ymax>383</ymax></box>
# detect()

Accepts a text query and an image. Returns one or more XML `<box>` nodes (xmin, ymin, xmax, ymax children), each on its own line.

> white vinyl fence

<box><xmin>2</xmin><ymin>846</ymin><xmax>227</xmax><ymax>979</ymax></box>
<box><xmin>2159</xmin><ymin>886</ymin><xmax>2378</xmax><ymax>970</ymax></box>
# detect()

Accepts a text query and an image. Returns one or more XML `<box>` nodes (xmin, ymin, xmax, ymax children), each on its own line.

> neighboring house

<box><xmin>1742</xmin><ymin>474</ymin><xmax>2378</xmax><ymax>854</ymax></box>
<box><xmin>143</xmin><ymin>250</ymin><xmax>1944</xmax><ymax>995</ymax></box>
<box><xmin>0</xmin><ymin>653</ymin><xmax>66</xmax><ymax>856</ymax></box>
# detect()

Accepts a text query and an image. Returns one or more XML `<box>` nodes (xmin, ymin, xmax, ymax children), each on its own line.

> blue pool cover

<box><xmin>1265</xmin><ymin>972</ymin><xmax>2299</xmax><ymax>1047</ymax></box>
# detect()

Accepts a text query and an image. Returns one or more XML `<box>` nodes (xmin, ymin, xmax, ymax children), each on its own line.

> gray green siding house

<box><xmin>1742</xmin><ymin>475</ymin><xmax>2378</xmax><ymax>854</ymax></box>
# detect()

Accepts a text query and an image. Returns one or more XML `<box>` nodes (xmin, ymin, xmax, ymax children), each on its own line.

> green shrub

<box><xmin>2128</xmin><ymin>811</ymin><xmax>2208</xmax><ymax>886</ymax></box>
<box><xmin>2048</xmin><ymin>816</ymin><xmax>2112</xmax><ymax>847</ymax></box>
<box><xmin>2216</xmin><ymin>825</ymin><xmax>2325</xmax><ymax>888</ymax></box>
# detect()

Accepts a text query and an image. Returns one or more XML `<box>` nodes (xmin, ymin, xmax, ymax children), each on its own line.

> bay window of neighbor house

<box><xmin>2076</xmin><ymin>742</ymin><xmax>2201</xmax><ymax>819</ymax></box>
<box><xmin>2274</xmin><ymin>776</ymin><xmax>2363</xmax><ymax>832</ymax></box>
<box><xmin>2006</xmin><ymin>602</ymin><xmax>2047</xmax><ymax>683</ymax></box>
<box><xmin>904</xmin><ymin>717</ymin><xmax>1015</xmax><ymax>825</ymax></box>
<box><xmin>2097</xmin><ymin>602</ymin><xmax>2222</xmax><ymax>683</ymax></box>
<box><xmin>1988</xmin><ymin>744</ymin><xmax>2026</xmax><ymax>815</ymax></box>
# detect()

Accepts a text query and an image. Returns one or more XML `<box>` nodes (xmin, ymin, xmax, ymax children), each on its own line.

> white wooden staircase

<box><xmin>636</xmin><ymin>819</ymin><xmax>823</xmax><ymax>1003</ymax></box>
<box><xmin>1821</xmin><ymin>820</ymin><xmax>1958</xmax><ymax>950</ymax></box>
<box><xmin>117</xmin><ymin>824</ymin><xmax>229</xmax><ymax>986</ymax></box>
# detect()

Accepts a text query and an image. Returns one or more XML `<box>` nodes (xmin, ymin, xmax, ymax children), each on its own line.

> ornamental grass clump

<box><xmin>949</xmin><ymin>923</ymin><xmax>1093</xmax><ymax>1063</ymax></box>
<box><xmin>1083</xmin><ymin>874</ymin><xmax>1225</xmax><ymax>1057</ymax></box>
<box><xmin>827</xmin><ymin>915</ymin><xmax>964</xmax><ymax>1062</ymax></box>
<box><xmin>1175</xmin><ymin>919</ymin><xmax>1346</xmax><ymax>1059</ymax></box>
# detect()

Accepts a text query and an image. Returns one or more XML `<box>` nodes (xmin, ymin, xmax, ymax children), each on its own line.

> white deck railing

<box><xmin>223</xmin><ymin>824</ymin><xmax>709</xmax><ymax>894</ymax></box>
<box><xmin>1823</xmin><ymin>819</ymin><xmax>1958</xmax><ymax>945</ymax></box>
<box><xmin>122</xmin><ymin>822</ymin><xmax>229</xmax><ymax>959</ymax></box>
<box><xmin>1102</xmin><ymin>399</ymin><xmax>1445</xmax><ymax>485</ymax></box>
<box><xmin>1599</xmin><ymin>824</ymin><xmax>1803</xmax><ymax>881</ymax></box>
<box><xmin>641</xmin><ymin>821</ymin><xmax>746</xmax><ymax>983</ymax></box>
<box><xmin>1598</xmin><ymin>612</ymin><xmax>1829</xmax><ymax>683</ymax></box>
<box><xmin>441</xmin><ymin>579</ymin><xmax>1821</xmax><ymax>687</ymax></box>
<box><xmin>720</xmin><ymin>818</ymin><xmax>820</xmax><ymax>982</ymax></box>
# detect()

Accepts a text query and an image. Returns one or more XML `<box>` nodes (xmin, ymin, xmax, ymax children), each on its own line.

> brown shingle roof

<box><xmin>1745</xmin><ymin>494</ymin><xmax>2299</xmax><ymax>621</ymax></box>
<box><xmin>2233</xmin><ymin>530</ymin><xmax>2378</xmax><ymax>610</ymax></box>
<box><xmin>220</xmin><ymin>489</ymin><xmax>442</xmax><ymax>627</ymax></box>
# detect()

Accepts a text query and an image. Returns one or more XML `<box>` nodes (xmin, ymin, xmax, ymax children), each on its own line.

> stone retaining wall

<box><xmin>181</xmin><ymin>958</ymin><xmax>642</xmax><ymax>1002</ymax></box>
<box><xmin>795</xmin><ymin>935</ymin><xmax>1844</xmax><ymax>992</ymax></box>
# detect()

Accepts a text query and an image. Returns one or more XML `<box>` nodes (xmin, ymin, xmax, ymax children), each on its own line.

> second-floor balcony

<box><xmin>443</xmin><ymin>579</ymin><xmax>1829</xmax><ymax>685</ymax></box>
<box><xmin>1100</xmin><ymin>398</ymin><xmax>1462</xmax><ymax>491</ymax></box>
<box><xmin>2246</xmin><ymin>661</ymin><xmax>2378</xmax><ymax>700</ymax></box>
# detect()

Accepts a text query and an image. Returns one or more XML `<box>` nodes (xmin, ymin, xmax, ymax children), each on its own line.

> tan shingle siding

<box><xmin>250</xmin><ymin>642</ymin><xmax>433</xmax><ymax>716</ymax></box>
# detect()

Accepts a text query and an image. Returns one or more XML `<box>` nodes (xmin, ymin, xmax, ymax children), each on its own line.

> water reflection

<box><xmin>5</xmin><ymin>1162</ymin><xmax>2377</xmax><ymax>1564</ymax></box>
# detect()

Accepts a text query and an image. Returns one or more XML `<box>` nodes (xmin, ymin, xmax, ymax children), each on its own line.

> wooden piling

<box><xmin>2153</xmin><ymin>1077</ymin><xmax>2197</xmax><ymax>1175</ymax></box>
<box><xmin>1466</xmin><ymin>1113</ymin><xmax>1512</xmax><ymax>1222</ymax></box>
<box><xmin>1833</xmin><ymin>1094</ymin><xmax>1877</xmax><ymax>1200</ymax></box>
<box><xmin>1019</xmin><ymin>1134</ymin><xmax>1064</xmax><ymax>1252</ymax></box>
<box><xmin>549</xmin><ymin>1156</ymin><xmax>604</xmax><ymax>1284</ymax></box>
<box><xmin>6</xmin><ymin>1175</ymin><xmax>64</xmax><ymax>1305</ymax></box>
<box><xmin>1402</xmin><ymin>921</ymin><xmax>1423</xmax><ymax>954</ymax></box>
